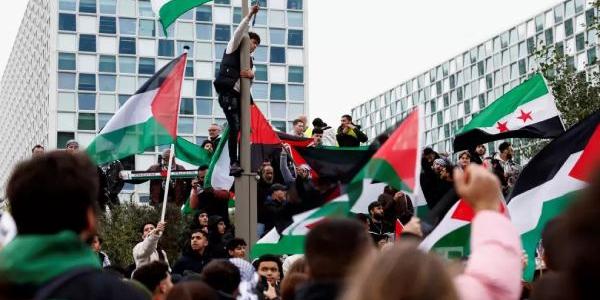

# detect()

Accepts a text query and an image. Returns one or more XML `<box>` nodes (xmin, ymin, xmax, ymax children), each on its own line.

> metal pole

<box><xmin>236</xmin><ymin>0</ymin><xmax>258</xmax><ymax>253</ymax></box>
<box><xmin>160</xmin><ymin>143</ymin><xmax>175</xmax><ymax>222</ymax></box>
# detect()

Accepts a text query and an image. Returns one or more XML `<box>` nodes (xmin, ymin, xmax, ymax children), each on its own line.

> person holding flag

<box><xmin>213</xmin><ymin>4</ymin><xmax>261</xmax><ymax>177</ymax></box>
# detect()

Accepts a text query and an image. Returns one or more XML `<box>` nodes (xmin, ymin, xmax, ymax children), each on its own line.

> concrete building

<box><xmin>0</xmin><ymin>0</ymin><xmax>308</xmax><ymax>199</ymax></box>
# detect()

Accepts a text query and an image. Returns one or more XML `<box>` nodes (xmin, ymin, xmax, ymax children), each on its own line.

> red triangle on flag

<box><xmin>569</xmin><ymin>125</ymin><xmax>600</xmax><ymax>183</ymax></box>
<box><xmin>394</xmin><ymin>219</ymin><xmax>404</xmax><ymax>240</ymax></box>
<box><xmin>451</xmin><ymin>199</ymin><xmax>507</xmax><ymax>222</ymax></box>
<box><xmin>250</xmin><ymin>104</ymin><xmax>281</xmax><ymax>145</ymax></box>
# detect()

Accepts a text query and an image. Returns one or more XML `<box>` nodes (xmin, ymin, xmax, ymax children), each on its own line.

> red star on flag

<box><xmin>517</xmin><ymin>109</ymin><xmax>533</xmax><ymax>123</ymax></box>
<box><xmin>496</xmin><ymin>121</ymin><xmax>509</xmax><ymax>132</ymax></box>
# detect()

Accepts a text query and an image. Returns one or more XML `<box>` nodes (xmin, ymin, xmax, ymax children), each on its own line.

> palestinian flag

<box><xmin>508</xmin><ymin>110</ymin><xmax>600</xmax><ymax>281</ymax></box>
<box><xmin>294</xmin><ymin>146</ymin><xmax>375</xmax><ymax>183</ymax></box>
<box><xmin>87</xmin><ymin>53</ymin><xmax>187</xmax><ymax>164</ymax></box>
<box><xmin>151</xmin><ymin>0</ymin><xmax>211</xmax><ymax>34</ymax></box>
<box><xmin>251</xmin><ymin>195</ymin><xmax>349</xmax><ymax>259</ymax></box>
<box><xmin>205</xmin><ymin>127</ymin><xmax>235</xmax><ymax>190</ymax></box>
<box><xmin>174</xmin><ymin>136</ymin><xmax>212</xmax><ymax>166</ymax></box>
<box><xmin>420</xmin><ymin>199</ymin><xmax>507</xmax><ymax>258</ymax></box>
<box><xmin>348</xmin><ymin>107</ymin><xmax>426</xmax><ymax>214</ymax></box>
<box><xmin>453</xmin><ymin>73</ymin><xmax>565</xmax><ymax>151</ymax></box>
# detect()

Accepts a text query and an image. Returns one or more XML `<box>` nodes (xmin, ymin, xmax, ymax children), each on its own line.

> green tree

<box><xmin>98</xmin><ymin>202</ymin><xmax>192</xmax><ymax>268</ymax></box>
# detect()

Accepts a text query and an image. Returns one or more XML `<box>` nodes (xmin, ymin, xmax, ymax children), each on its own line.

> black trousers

<box><xmin>218</xmin><ymin>91</ymin><xmax>241</xmax><ymax>164</ymax></box>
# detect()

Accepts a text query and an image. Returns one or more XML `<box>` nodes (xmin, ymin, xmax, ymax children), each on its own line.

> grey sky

<box><xmin>0</xmin><ymin>0</ymin><xmax>562</xmax><ymax>129</ymax></box>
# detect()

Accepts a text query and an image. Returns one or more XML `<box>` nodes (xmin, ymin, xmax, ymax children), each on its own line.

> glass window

<box><xmin>565</xmin><ymin>0</ymin><xmax>574</xmax><ymax>18</ymax></box>
<box><xmin>271</xmin><ymin>84</ymin><xmax>286</xmax><ymax>100</ymax></box>
<box><xmin>119</xmin><ymin>37</ymin><xmax>136</xmax><ymax>54</ymax></box>
<box><xmin>158</xmin><ymin>40</ymin><xmax>174</xmax><ymax>57</ymax></box>
<box><xmin>78</xmin><ymin>93</ymin><xmax>96</xmax><ymax>110</ymax></box>
<box><xmin>180</xmin><ymin>98</ymin><xmax>194</xmax><ymax>115</ymax></box>
<box><xmin>99</xmin><ymin>16</ymin><xmax>116</xmax><ymax>34</ymax></box>
<box><xmin>288</xmin><ymin>29</ymin><xmax>303</xmax><ymax>46</ymax></box>
<box><xmin>98</xmin><ymin>55</ymin><xmax>117</xmax><ymax>73</ymax></box>
<box><xmin>98</xmin><ymin>94</ymin><xmax>115</xmax><ymax>112</ymax></box>
<box><xmin>58</xmin><ymin>92</ymin><xmax>76</xmax><ymax>111</ymax></box>
<box><xmin>138</xmin><ymin>58</ymin><xmax>155</xmax><ymax>74</ymax></box>
<box><xmin>59</xmin><ymin>13</ymin><xmax>76</xmax><ymax>31</ymax></box>
<box><xmin>78</xmin><ymin>74</ymin><xmax>96</xmax><ymax>91</ymax></box>
<box><xmin>535</xmin><ymin>14</ymin><xmax>544</xmax><ymax>32</ymax></box>
<box><xmin>59</xmin><ymin>0</ymin><xmax>76</xmax><ymax>11</ymax></box>
<box><xmin>158</xmin><ymin>23</ymin><xmax>174</xmax><ymax>37</ymax></box>
<box><xmin>288</xmin><ymin>0</ymin><xmax>302</xmax><ymax>9</ymax></box>
<box><xmin>270</xmin><ymin>29</ymin><xmax>285</xmax><ymax>45</ymax></box>
<box><xmin>255</xmin><ymin>64</ymin><xmax>267</xmax><ymax>81</ymax></box>
<box><xmin>215</xmin><ymin>25</ymin><xmax>231</xmax><ymax>41</ymax></box>
<box><xmin>196</xmin><ymin>24</ymin><xmax>212</xmax><ymax>40</ymax></box>
<box><xmin>119</xmin><ymin>56</ymin><xmax>135</xmax><ymax>73</ymax></box>
<box><xmin>271</xmin><ymin>103</ymin><xmax>286</xmax><ymax>119</ymax></box>
<box><xmin>185</xmin><ymin>60</ymin><xmax>193</xmax><ymax>77</ymax></box>
<box><xmin>288</xmin><ymin>66</ymin><xmax>303</xmax><ymax>83</ymax></box>
<box><xmin>139</xmin><ymin>19</ymin><xmax>155</xmax><ymax>37</ymax></box>
<box><xmin>252</xmin><ymin>83</ymin><xmax>268</xmax><ymax>99</ymax></box>
<box><xmin>78</xmin><ymin>35</ymin><xmax>96</xmax><ymax>52</ymax></box>
<box><xmin>99</xmin><ymin>0</ymin><xmax>116</xmax><ymax>14</ymax></box>
<box><xmin>215</xmin><ymin>0</ymin><xmax>230</xmax><ymax>4</ymax></box>
<box><xmin>57</xmin><ymin>132</ymin><xmax>75</xmax><ymax>148</ymax></box>
<box><xmin>58</xmin><ymin>53</ymin><xmax>76</xmax><ymax>70</ymax></box>
<box><xmin>80</xmin><ymin>0</ymin><xmax>96</xmax><ymax>13</ymax></box>
<box><xmin>119</xmin><ymin>18</ymin><xmax>136</xmax><ymax>35</ymax></box>
<box><xmin>270</xmin><ymin>47</ymin><xmax>285</xmax><ymax>63</ymax></box>
<box><xmin>58</xmin><ymin>72</ymin><xmax>76</xmax><ymax>90</ymax></box>
<box><xmin>270</xmin><ymin>10</ymin><xmax>285</xmax><ymax>27</ymax></box>
<box><xmin>118</xmin><ymin>94</ymin><xmax>130</xmax><ymax>107</ymax></box>
<box><xmin>288</xmin><ymin>85</ymin><xmax>303</xmax><ymax>101</ymax></box>
<box><xmin>78</xmin><ymin>113</ymin><xmax>96</xmax><ymax>130</ymax></box>
<box><xmin>233</xmin><ymin>7</ymin><xmax>242</xmax><ymax>24</ymax></box>
<box><xmin>586</xmin><ymin>9</ymin><xmax>595</xmax><ymax>26</ymax></box>
<box><xmin>196</xmin><ymin>99</ymin><xmax>212</xmax><ymax>115</ymax></box>
<box><xmin>99</xmin><ymin>74</ymin><xmax>116</xmax><ymax>91</ymax></box>
<box><xmin>288</xmin><ymin>12</ymin><xmax>303</xmax><ymax>27</ymax></box>
<box><xmin>98</xmin><ymin>113</ymin><xmax>114</xmax><ymax>130</ymax></box>
<box><xmin>545</xmin><ymin>29</ymin><xmax>554</xmax><ymax>45</ymax></box>
<box><xmin>565</xmin><ymin>19</ymin><xmax>574</xmax><ymax>37</ymax></box>
<box><xmin>178</xmin><ymin>117</ymin><xmax>193</xmax><ymax>134</ymax></box>
<box><xmin>196</xmin><ymin>80</ymin><xmax>212</xmax><ymax>97</ymax></box>
<box><xmin>576</xmin><ymin>33</ymin><xmax>585</xmax><ymax>51</ymax></box>
<box><xmin>196</xmin><ymin>6</ymin><xmax>212</xmax><ymax>22</ymax></box>
<box><xmin>254</xmin><ymin>46</ymin><xmax>268</xmax><ymax>62</ymax></box>
<box><xmin>215</xmin><ymin>43</ymin><xmax>227</xmax><ymax>59</ymax></box>
<box><xmin>587</xmin><ymin>48</ymin><xmax>597</xmax><ymax>64</ymax></box>
<box><xmin>177</xmin><ymin>41</ymin><xmax>194</xmax><ymax>56</ymax></box>
<box><xmin>138</xmin><ymin>0</ymin><xmax>154</xmax><ymax>17</ymax></box>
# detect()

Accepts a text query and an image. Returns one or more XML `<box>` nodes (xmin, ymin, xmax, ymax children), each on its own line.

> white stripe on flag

<box><xmin>100</xmin><ymin>89</ymin><xmax>158</xmax><ymax>134</ymax></box>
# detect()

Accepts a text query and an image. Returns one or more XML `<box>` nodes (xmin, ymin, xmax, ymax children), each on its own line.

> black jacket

<box><xmin>0</xmin><ymin>269</ymin><xmax>147</xmax><ymax>300</ymax></box>
<box><xmin>336</xmin><ymin>125</ymin><xmax>368</xmax><ymax>147</ymax></box>
<box><xmin>172</xmin><ymin>251</ymin><xmax>213</xmax><ymax>276</ymax></box>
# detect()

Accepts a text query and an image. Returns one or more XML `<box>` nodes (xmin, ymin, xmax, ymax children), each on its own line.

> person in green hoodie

<box><xmin>0</xmin><ymin>151</ymin><xmax>147</xmax><ymax>300</ymax></box>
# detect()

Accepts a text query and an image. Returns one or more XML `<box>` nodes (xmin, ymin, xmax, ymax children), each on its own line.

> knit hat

<box><xmin>433</xmin><ymin>158</ymin><xmax>448</xmax><ymax>167</ymax></box>
<box><xmin>65</xmin><ymin>139</ymin><xmax>79</xmax><ymax>148</ymax></box>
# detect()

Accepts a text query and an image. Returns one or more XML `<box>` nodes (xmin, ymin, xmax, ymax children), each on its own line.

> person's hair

<box><xmin>166</xmin><ymin>281</ymin><xmax>218</xmax><ymax>300</ymax></box>
<box><xmin>341</xmin><ymin>114</ymin><xmax>352</xmax><ymax>122</ymax></box>
<box><xmin>252</xmin><ymin>254</ymin><xmax>283</xmax><ymax>277</ymax></box>
<box><xmin>248</xmin><ymin>31</ymin><xmax>261</xmax><ymax>45</ymax></box>
<box><xmin>209</xmin><ymin>123</ymin><xmax>221</xmax><ymax>129</ymax></box>
<box><xmin>541</xmin><ymin>217</ymin><xmax>566</xmax><ymax>271</ymax></box>
<box><xmin>458</xmin><ymin>151</ymin><xmax>471</xmax><ymax>159</ymax></box>
<box><xmin>31</xmin><ymin>144</ymin><xmax>44</xmax><ymax>152</ymax></box>
<box><xmin>201</xmin><ymin>140</ymin><xmax>213</xmax><ymax>148</ymax></box>
<box><xmin>201</xmin><ymin>260</ymin><xmax>241</xmax><ymax>295</ymax></box>
<box><xmin>226</xmin><ymin>237</ymin><xmax>247</xmax><ymax>252</ymax></box>
<box><xmin>280</xmin><ymin>273</ymin><xmax>309</xmax><ymax>300</ymax></box>
<box><xmin>6</xmin><ymin>151</ymin><xmax>99</xmax><ymax>235</ymax></box>
<box><xmin>191</xmin><ymin>228</ymin><xmax>209</xmax><ymax>239</ymax></box>
<box><xmin>304</xmin><ymin>219</ymin><xmax>372</xmax><ymax>280</ymax></box>
<box><xmin>292</xmin><ymin>119</ymin><xmax>304</xmax><ymax>126</ymax></box>
<box><xmin>85</xmin><ymin>234</ymin><xmax>103</xmax><ymax>245</ymax></box>
<box><xmin>287</xmin><ymin>257</ymin><xmax>307</xmax><ymax>275</ymax></box>
<box><xmin>341</xmin><ymin>242</ymin><xmax>459</xmax><ymax>300</ymax></box>
<box><xmin>355</xmin><ymin>213</ymin><xmax>369</xmax><ymax>225</ymax></box>
<box><xmin>198</xmin><ymin>164</ymin><xmax>209</xmax><ymax>172</ymax></box>
<box><xmin>312</xmin><ymin>127</ymin><xmax>323</xmax><ymax>135</ymax></box>
<box><xmin>499</xmin><ymin>141</ymin><xmax>511</xmax><ymax>153</ymax></box>
<box><xmin>367</xmin><ymin>201</ymin><xmax>382</xmax><ymax>214</ymax></box>
<box><xmin>423</xmin><ymin>147</ymin><xmax>435</xmax><ymax>156</ymax></box>
<box><xmin>140</xmin><ymin>222</ymin><xmax>156</xmax><ymax>233</ymax></box>
<box><xmin>132</xmin><ymin>261</ymin><xmax>170</xmax><ymax>293</ymax></box>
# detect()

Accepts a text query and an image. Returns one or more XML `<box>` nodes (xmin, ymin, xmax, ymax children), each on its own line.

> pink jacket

<box><xmin>454</xmin><ymin>211</ymin><xmax>523</xmax><ymax>300</ymax></box>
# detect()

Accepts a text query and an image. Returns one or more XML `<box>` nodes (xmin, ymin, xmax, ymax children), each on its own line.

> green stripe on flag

<box><xmin>159</xmin><ymin>0</ymin><xmax>212</xmax><ymax>34</ymax></box>
<box><xmin>87</xmin><ymin>117</ymin><xmax>172</xmax><ymax>165</ymax></box>
<box><xmin>205</xmin><ymin>126</ymin><xmax>229</xmax><ymax>189</ymax></box>
<box><xmin>251</xmin><ymin>235</ymin><xmax>305</xmax><ymax>259</ymax></box>
<box><xmin>430</xmin><ymin>225</ymin><xmax>471</xmax><ymax>259</ymax></box>
<box><xmin>175</xmin><ymin>136</ymin><xmax>212</xmax><ymax>166</ymax></box>
<box><xmin>458</xmin><ymin>73</ymin><xmax>549</xmax><ymax>132</ymax></box>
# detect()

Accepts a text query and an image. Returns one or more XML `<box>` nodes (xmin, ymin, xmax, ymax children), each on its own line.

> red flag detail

<box><xmin>395</xmin><ymin>219</ymin><xmax>404</xmax><ymax>240</ymax></box>
<box><xmin>569</xmin><ymin>125</ymin><xmax>600</xmax><ymax>183</ymax></box>
<box><xmin>151</xmin><ymin>53</ymin><xmax>187</xmax><ymax>138</ymax></box>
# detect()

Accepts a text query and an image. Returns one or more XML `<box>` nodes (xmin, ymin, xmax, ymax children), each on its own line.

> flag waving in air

<box><xmin>453</xmin><ymin>73</ymin><xmax>565</xmax><ymax>151</ymax></box>
<box><xmin>152</xmin><ymin>0</ymin><xmax>212</xmax><ymax>34</ymax></box>
<box><xmin>87</xmin><ymin>53</ymin><xmax>187</xmax><ymax>164</ymax></box>
<box><xmin>508</xmin><ymin>110</ymin><xmax>600</xmax><ymax>281</ymax></box>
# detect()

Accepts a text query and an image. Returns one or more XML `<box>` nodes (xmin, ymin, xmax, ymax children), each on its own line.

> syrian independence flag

<box><xmin>453</xmin><ymin>73</ymin><xmax>565</xmax><ymax>151</ymax></box>
<box><xmin>251</xmin><ymin>195</ymin><xmax>349</xmax><ymax>259</ymax></box>
<box><xmin>151</xmin><ymin>0</ymin><xmax>211</xmax><ymax>34</ymax></box>
<box><xmin>87</xmin><ymin>53</ymin><xmax>187</xmax><ymax>164</ymax></box>
<box><xmin>348</xmin><ymin>107</ymin><xmax>427</xmax><ymax>215</ymax></box>
<box><xmin>508</xmin><ymin>110</ymin><xmax>600</xmax><ymax>281</ymax></box>
<box><xmin>420</xmin><ymin>199</ymin><xmax>507</xmax><ymax>258</ymax></box>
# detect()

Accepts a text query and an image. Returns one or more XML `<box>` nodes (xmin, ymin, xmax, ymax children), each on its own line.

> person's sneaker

<box><xmin>229</xmin><ymin>162</ymin><xmax>244</xmax><ymax>177</ymax></box>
